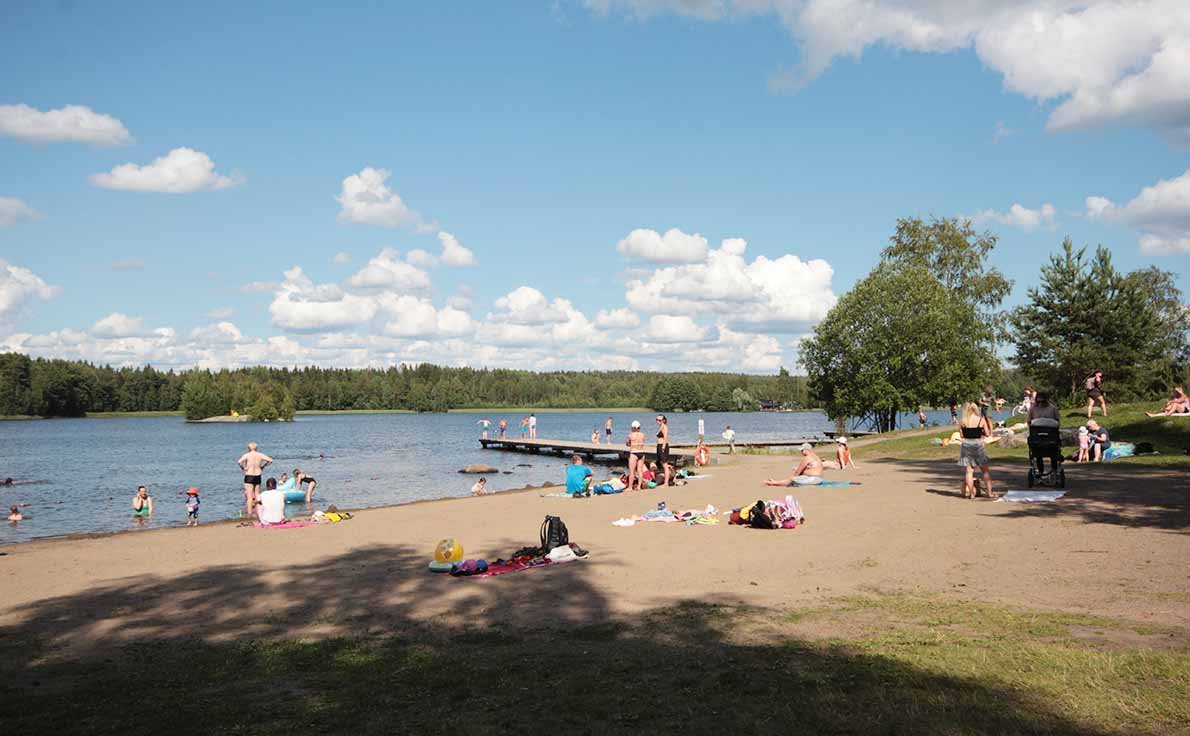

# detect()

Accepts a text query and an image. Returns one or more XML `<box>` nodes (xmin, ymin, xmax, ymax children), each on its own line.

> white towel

<box><xmin>997</xmin><ymin>490</ymin><xmax>1066</xmax><ymax>503</ymax></box>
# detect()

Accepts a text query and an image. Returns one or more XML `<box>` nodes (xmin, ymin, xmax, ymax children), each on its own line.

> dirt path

<box><xmin>1</xmin><ymin>452</ymin><xmax>1186</xmax><ymax>654</ymax></box>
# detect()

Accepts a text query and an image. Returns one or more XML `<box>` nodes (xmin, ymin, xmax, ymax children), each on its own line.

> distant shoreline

<box><xmin>1</xmin><ymin>406</ymin><xmax>670</xmax><ymax>421</ymax></box>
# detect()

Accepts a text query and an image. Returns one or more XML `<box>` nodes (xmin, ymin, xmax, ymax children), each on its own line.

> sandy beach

<box><xmin>3</xmin><ymin>451</ymin><xmax>1186</xmax><ymax>654</ymax></box>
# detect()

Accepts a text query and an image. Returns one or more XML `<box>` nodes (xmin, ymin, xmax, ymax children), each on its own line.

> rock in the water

<box><xmin>502</xmin><ymin>471</ymin><xmax>513</xmax><ymax>474</ymax></box>
<box><xmin>460</xmin><ymin>464</ymin><xmax>499</xmax><ymax>474</ymax></box>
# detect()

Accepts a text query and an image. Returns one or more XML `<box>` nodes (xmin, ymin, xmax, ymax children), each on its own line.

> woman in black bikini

<box><xmin>654</xmin><ymin>415</ymin><xmax>674</xmax><ymax>487</ymax></box>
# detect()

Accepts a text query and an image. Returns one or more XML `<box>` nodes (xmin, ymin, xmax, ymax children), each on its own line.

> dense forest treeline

<box><xmin>0</xmin><ymin>354</ymin><xmax>813</xmax><ymax>419</ymax></box>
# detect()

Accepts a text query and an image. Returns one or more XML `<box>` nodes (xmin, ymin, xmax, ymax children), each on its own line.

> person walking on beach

<box><xmin>604</xmin><ymin>416</ymin><xmax>613</xmax><ymax>445</ymax></box>
<box><xmin>237</xmin><ymin>442</ymin><xmax>273</xmax><ymax>516</ymax></box>
<box><xmin>722</xmin><ymin>425</ymin><xmax>736</xmax><ymax>454</ymax></box>
<box><xmin>1086</xmin><ymin>371</ymin><xmax>1107</xmax><ymax>418</ymax></box>
<box><xmin>185</xmin><ymin>487</ymin><xmax>200</xmax><ymax>526</ymax></box>
<box><xmin>478</xmin><ymin>418</ymin><xmax>491</xmax><ymax>439</ymax></box>
<box><xmin>529</xmin><ymin>413</ymin><xmax>537</xmax><ymax>440</ymax></box>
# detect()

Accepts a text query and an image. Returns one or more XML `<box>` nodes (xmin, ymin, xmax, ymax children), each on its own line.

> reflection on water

<box><xmin>0</xmin><ymin>409</ymin><xmax>954</xmax><ymax>543</ymax></box>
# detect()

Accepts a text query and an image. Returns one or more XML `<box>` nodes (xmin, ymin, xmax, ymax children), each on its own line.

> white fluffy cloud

<box><xmin>625</xmin><ymin>237</ymin><xmax>836</xmax><ymax>331</ymax></box>
<box><xmin>489</xmin><ymin>286</ymin><xmax>574</xmax><ymax>325</ymax></box>
<box><xmin>0</xmin><ymin>260</ymin><xmax>58</xmax><ymax>321</ymax></box>
<box><xmin>269</xmin><ymin>266</ymin><xmax>378</xmax><ymax>331</ymax></box>
<box><xmin>594</xmin><ymin>307</ymin><xmax>641</xmax><ymax>330</ymax></box>
<box><xmin>644</xmin><ymin>314</ymin><xmax>707</xmax><ymax>343</ymax></box>
<box><xmin>438</xmin><ymin>231</ymin><xmax>477</xmax><ymax>267</ymax></box>
<box><xmin>336</xmin><ymin>167</ymin><xmax>434</xmax><ymax>231</ymax></box>
<box><xmin>589</xmin><ymin>1</ymin><xmax>1190</xmax><ymax>142</ymax></box>
<box><xmin>1086</xmin><ymin>170</ymin><xmax>1190</xmax><ymax>254</ymax></box>
<box><xmin>346</xmin><ymin>248</ymin><xmax>432</xmax><ymax>290</ymax></box>
<box><xmin>969</xmin><ymin>202</ymin><xmax>1056</xmax><ymax>230</ymax></box>
<box><xmin>91</xmin><ymin>312</ymin><xmax>152</xmax><ymax>338</ymax></box>
<box><xmin>617</xmin><ymin>227</ymin><xmax>709</xmax><ymax>263</ymax></box>
<box><xmin>0</xmin><ymin>197</ymin><xmax>41</xmax><ymax>227</ymax></box>
<box><xmin>405</xmin><ymin>249</ymin><xmax>437</xmax><ymax>268</ymax></box>
<box><xmin>190</xmin><ymin>321</ymin><xmax>245</xmax><ymax>345</ymax></box>
<box><xmin>0</xmin><ymin>103</ymin><xmax>132</xmax><ymax>146</ymax></box>
<box><xmin>89</xmin><ymin>147</ymin><xmax>241</xmax><ymax>193</ymax></box>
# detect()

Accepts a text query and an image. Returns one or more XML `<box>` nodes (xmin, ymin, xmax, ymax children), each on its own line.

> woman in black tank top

<box><xmin>957</xmin><ymin>402</ymin><xmax>996</xmax><ymax>500</ymax></box>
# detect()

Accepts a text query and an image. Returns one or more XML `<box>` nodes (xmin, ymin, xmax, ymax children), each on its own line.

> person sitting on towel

<box><xmin>764</xmin><ymin>443</ymin><xmax>824</xmax><ymax>486</ymax></box>
<box><xmin>564</xmin><ymin>454</ymin><xmax>593</xmax><ymax>496</ymax></box>
<box><xmin>257</xmin><ymin>479</ymin><xmax>286</xmax><ymax>524</ymax></box>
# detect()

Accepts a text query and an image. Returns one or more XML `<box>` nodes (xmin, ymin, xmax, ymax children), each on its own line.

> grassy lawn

<box><xmin>1</xmin><ymin>594</ymin><xmax>1184</xmax><ymax>736</ymax></box>
<box><xmin>853</xmin><ymin>402</ymin><xmax>1190</xmax><ymax>468</ymax></box>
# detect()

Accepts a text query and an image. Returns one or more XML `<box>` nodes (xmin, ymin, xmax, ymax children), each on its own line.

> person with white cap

<box><xmin>625</xmin><ymin>420</ymin><xmax>647</xmax><ymax>491</ymax></box>
<box><xmin>823</xmin><ymin>436</ymin><xmax>856</xmax><ymax>469</ymax></box>
<box><xmin>764</xmin><ymin>443</ymin><xmax>824</xmax><ymax>486</ymax></box>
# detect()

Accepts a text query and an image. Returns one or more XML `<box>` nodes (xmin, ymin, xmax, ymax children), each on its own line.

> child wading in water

<box><xmin>185</xmin><ymin>486</ymin><xmax>201</xmax><ymax>526</ymax></box>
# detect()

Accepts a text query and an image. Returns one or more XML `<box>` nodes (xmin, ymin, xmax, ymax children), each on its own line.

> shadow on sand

<box><xmin>879</xmin><ymin>457</ymin><xmax>1189</xmax><ymax>533</ymax></box>
<box><xmin>0</xmin><ymin>542</ymin><xmax>1117</xmax><ymax>735</ymax></box>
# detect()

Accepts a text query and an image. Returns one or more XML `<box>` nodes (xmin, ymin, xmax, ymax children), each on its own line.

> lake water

<box><xmin>0</xmin><ymin>409</ymin><xmax>955</xmax><ymax>543</ymax></box>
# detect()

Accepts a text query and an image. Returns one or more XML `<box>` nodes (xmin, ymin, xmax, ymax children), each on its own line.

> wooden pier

<box><xmin>478</xmin><ymin>435</ymin><xmax>850</xmax><ymax>463</ymax></box>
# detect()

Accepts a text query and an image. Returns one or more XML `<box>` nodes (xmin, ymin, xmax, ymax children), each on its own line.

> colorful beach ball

<box><xmin>429</xmin><ymin>538</ymin><xmax>465</xmax><ymax>573</ymax></box>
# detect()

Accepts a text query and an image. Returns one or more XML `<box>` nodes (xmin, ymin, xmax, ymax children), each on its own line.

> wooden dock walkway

<box><xmin>479</xmin><ymin>435</ymin><xmax>850</xmax><ymax>463</ymax></box>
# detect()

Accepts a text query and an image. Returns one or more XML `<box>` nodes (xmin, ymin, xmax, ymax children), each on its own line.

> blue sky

<box><xmin>1</xmin><ymin>1</ymin><xmax>1187</xmax><ymax>372</ymax></box>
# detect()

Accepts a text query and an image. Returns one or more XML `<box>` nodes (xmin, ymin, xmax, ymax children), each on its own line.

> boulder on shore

<box><xmin>459</xmin><ymin>464</ymin><xmax>499</xmax><ymax>474</ymax></box>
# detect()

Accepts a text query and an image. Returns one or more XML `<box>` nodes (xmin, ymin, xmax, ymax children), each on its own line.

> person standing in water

<box><xmin>237</xmin><ymin>442</ymin><xmax>273</xmax><ymax>516</ymax></box>
<box><xmin>132</xmin><ymin>485</ymin><xmax>153</xmax><ymax>516</ymax></box>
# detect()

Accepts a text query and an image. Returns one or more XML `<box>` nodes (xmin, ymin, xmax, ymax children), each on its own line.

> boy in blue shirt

<box><xmin>565</xmin><ymin>454</ymin><xmax>593</xmax><ymax>496</ymax></box>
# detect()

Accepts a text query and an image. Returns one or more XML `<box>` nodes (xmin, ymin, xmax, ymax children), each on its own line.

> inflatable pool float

<box><xmin>282</xmin><ymin>489</ymin><xmax>307</xmax><ymax>503</ymax></box>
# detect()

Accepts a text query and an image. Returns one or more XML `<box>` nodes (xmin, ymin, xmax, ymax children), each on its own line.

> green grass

<box><xmin>1</xmin><ymin>594</ymin><xmax>1184</xmax><ymax>736</ymax></box>
<box><xmin>852</xmin><ymin>402</ymin><xmax>1190</xmax><ymax>467</ymax></box>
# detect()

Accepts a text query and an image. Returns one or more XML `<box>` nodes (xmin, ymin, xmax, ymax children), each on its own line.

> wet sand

<box><xmin>1</xmin><ymin>452</ymin><xmax>1186</xmax><ymax>653</ymax></box>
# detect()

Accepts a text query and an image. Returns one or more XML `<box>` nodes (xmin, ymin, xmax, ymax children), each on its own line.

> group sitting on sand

<box><xmin>764</xmin><ymin>439</ymin><xmax>855</xmax><ymax>486</ymax></box>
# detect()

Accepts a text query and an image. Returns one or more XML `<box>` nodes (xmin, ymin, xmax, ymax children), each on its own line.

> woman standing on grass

<box><xmin>958</xmin><ymin>403</ymin><xmax>997</xmax><ymax>500</ymax></box>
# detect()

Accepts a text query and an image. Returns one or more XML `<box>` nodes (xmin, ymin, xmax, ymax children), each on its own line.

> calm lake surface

<box><xmin>0</xmin><ymin>409</ymin><xmax>955</xmax><ymax>543</ymax></box>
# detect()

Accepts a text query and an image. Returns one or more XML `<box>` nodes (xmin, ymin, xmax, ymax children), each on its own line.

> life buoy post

<box><xmin>695</xmin><ymin>444</ymin><xmax>711</xmax><ymax>466</ymax></box>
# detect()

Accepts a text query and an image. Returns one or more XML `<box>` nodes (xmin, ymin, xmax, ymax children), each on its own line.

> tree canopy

<box><xmin>801</xmin><ymin>263</ymin><xmax>997</xmax><ymax>431</ymax></box>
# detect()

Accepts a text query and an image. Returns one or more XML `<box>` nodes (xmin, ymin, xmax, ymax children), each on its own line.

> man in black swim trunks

<box><xmin>237</xmin><ymin>442</ymin><xmax>273</xmax><ymax>516</ymax></box>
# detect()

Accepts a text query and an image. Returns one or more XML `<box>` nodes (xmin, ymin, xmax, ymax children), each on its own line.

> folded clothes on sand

<box><xmin>613</xmin><ymin>505</ymin><xmax>718</xmax><ymax>527</ymax></box>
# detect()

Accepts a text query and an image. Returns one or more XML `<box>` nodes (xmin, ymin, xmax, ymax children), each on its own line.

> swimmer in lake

<box><xmin>132</xmin><ymin>485</ymin><xmax>154</xmax><ymax>516</ymax></box>
<box><xmin>8</xmin><ymin>505</ymin><xmax>23</xmax><ymax>522</ymax></box>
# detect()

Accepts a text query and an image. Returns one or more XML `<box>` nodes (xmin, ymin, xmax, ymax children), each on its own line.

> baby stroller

<box><xmin>1026</xmin><ymin>421</ymin><xmax>1066</xmax><ymax>488</ymax></box>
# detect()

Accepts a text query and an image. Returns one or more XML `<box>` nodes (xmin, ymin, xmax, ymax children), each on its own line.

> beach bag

<box><xmin>540</xmin><ymin>515</ymin><xmax>569</xmax><ymax>553</ymax></box>
<box><xmin>1135</xmin><ymin>442</ymin><xmax>1155</xmax><ymax>455</ymax></box>
<box><xmin>748</xmin><ymin>500</ymin><xmax>775</xmax><ymax>529</ymax></box>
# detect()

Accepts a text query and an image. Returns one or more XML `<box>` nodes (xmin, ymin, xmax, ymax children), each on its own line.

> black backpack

<box><xmin>540</xmin><ymin>515</ymin><xmax>569</xmax><ymax>553</ymax></box>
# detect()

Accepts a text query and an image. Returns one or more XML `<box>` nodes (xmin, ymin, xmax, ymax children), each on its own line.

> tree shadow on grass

<box><xmin>0</xmin><ymin>545</ymin><xmax>1122</xmax><ymax>735</ymax></box>
<box><xmin>876</xmin><ymin>457</ymin><xmax>1190</xmax><ymax>533</ymax></box>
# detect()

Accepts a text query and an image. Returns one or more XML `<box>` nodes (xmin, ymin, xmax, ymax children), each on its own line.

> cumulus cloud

<box><xmin>588</xmin><ymin>1</ymin><xmax>1190</xmax><ymax>142</ymax></box>
<box><xmin>346</xmin><ymin>248</ymin><xmax>432</xmax><ymax>290</ymax></box>
<box><xmin>0</xmin><ymin>260</ymin><xmax>58</xmax><ymax>321</ymax></box>
<box><xmin>91</xmin><ymin>312</ymin><xmax>152</xmax><ymax>338</ymax></box>
<box><xmin>190</xmin><ymin>321</ymin><xmax>245</xmax><ymax>345</ymax></box>
<box><xmin>617</xmin><ymin>227</ymin><xmax>709</xmax><ymax>263</ymax></box>
<box><xmin>1086</xmin><ymin>170</ymin><xmax>1190</xmax><ymax>254</ymax></box>
<box><xmin>624</xmin><ymin>237</ymin><xmax>836</xmax><ymax>331</ymax></box>
<box><xmin>969</xmin><ymin>202</ymin><xmax>1057</xmax><ymax>230</ymax></box>
<box><xmin>489</xmin><ymin>286</ymin><xmax>572</xmax><ymax>325</ymax></box>
<box><xmin>336</xmin><ymin>167</ymin><xmax>434</xmax><ymax>231</ymax></box>
<box><xmin>438</xmin><ymin>231</ymin><xmax>477</xmax><ymax>267</ymax></box>
<box><xmin>0</xmin><ymin>197</ymin><xmax>41</xmax><ymax>227</ymax></box>
<box><xmin>594</xmin><ymin>307</ymin><xmax>641</xmax><ymax>330</ymax></box>
<box><xmin>405</xmin><ymin>249</ymin><xmax>437</xmax><ymax>268</ymax></box>
<box><xmin>89</xmin><ymin>147</ymin><xmax>241</xmax><ymax>193</ymax></box>
<box><xmin>644</xmin><ymin>314</ymin><xmax>707</xmax><ymax>343</ymax></box>
<box><xmin>0</xmin><ymin>103</ymin><xmax>132</xmax><ymax>146</ymax></box>
<box><xmin>269</xmin><ymin>266</ymin><xmax>378</xmax><ymax>331</ymax></box>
